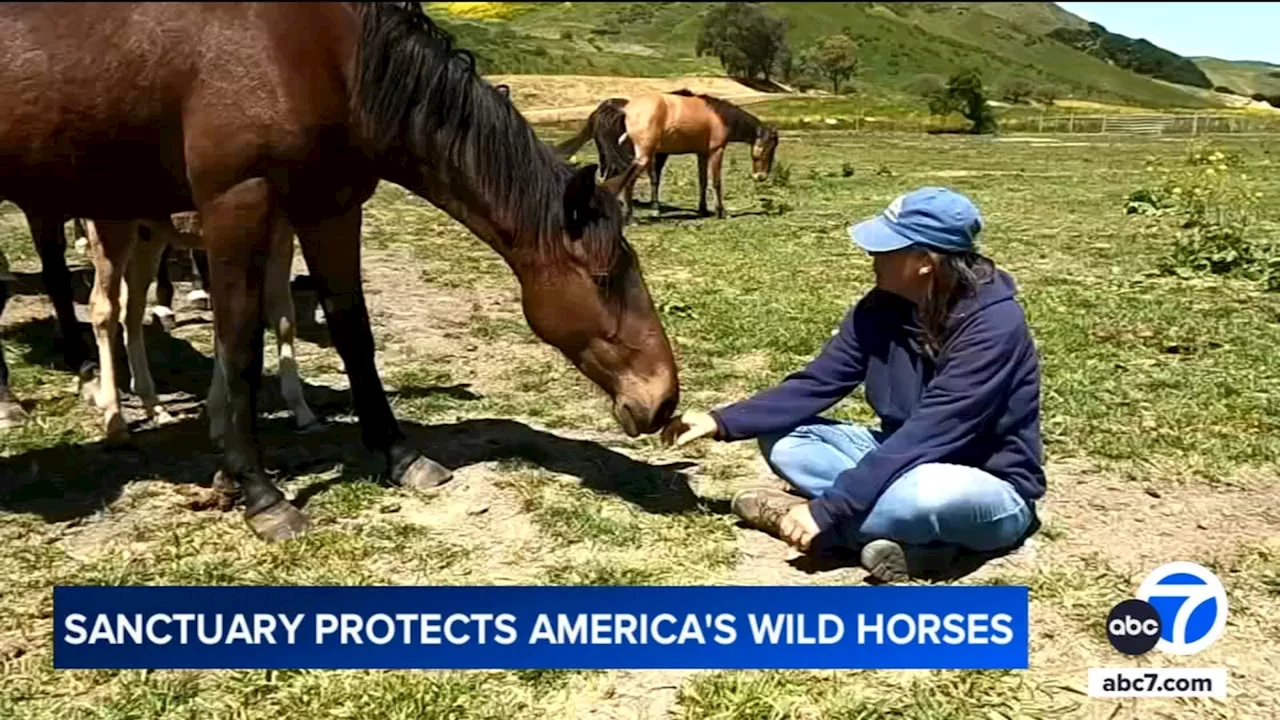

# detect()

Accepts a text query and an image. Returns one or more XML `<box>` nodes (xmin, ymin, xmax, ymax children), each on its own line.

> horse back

<box><xmin>0</xmin><ymin>3</ymin><xmax>364</xmax><ymax>217</ymax></box>
<box><xmin>624</xmin><ymin>93</ymin><xmax>726</xmax><ymax>155</ymax></box>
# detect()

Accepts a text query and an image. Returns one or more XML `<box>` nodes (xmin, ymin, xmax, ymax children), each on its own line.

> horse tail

<box><xmin>554</xmin><ymin>98</ymin><xmax>631</xmax><ymax>167</ymax></box>
<box><xmin>590</xmin><ymin>99</ymin><xmax>635</xmax><ymax>179</ymax></box>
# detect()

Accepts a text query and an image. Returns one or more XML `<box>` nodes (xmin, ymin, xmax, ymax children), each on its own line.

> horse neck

<box><xmin>723</xmin><ymin>111</ymin><xmax>761</xmax><ymax>144</ymax></box>
<box><xmin>375</xmin><ymin>119</ymin><xmax>564</xmax><ymax>270</ymax></box>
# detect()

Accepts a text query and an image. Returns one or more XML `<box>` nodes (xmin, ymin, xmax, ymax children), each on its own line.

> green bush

<box><xmin>1130</xmin><ymin>143</ymin><xmax>1278</xmax><ymax>290</ymax></box>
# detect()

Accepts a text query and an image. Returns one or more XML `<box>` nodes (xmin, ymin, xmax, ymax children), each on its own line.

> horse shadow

<box><xmin>0</xmin><ymin>410</ymin><xmax>714</xmax><ymax>524</ymax></box>
<box><xmin>2</xmin><ymin>315</ymin><xmax>351</xmax><ymax>416</ymax></box>
<box><xmin>628</xmin><ymin>204</ymin><xmax>770</xmax><ymax>225</ymax></box>
<box><xmin>4</xmin><ymin>267</ymin><xmax>96</xmax><ymax>305</ymax></box>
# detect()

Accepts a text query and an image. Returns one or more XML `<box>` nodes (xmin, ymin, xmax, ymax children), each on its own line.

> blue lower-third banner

<box><xmin>54</xmin><ymin>585</ymin><xmax>1029</xmax><ymax>670</ymax></box>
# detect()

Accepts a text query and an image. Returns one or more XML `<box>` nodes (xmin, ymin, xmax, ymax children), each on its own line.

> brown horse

<box><xmin>556</xmin><ymin>91</ymin><xmax>780</xmax><ymax>221</ymax></box>
<box><xmin>0</xmin><ymin>2</ymin><xmax>679</xmax><ymax>542</ymax></box>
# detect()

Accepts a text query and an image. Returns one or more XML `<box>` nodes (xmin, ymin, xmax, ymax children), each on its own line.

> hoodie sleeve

<box><xmin>808</xmin><ymin>302</ymin><xmax>1029</xmax><ymax>533</ymax></box>
<box><xmin>709</xmin><ymin>302</ymin><xmax>869</xmax><ymax>442</ymax></box>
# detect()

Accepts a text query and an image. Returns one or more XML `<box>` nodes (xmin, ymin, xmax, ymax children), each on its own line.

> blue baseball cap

<box><xmin>848</xmin><ymin>186</ymin><xmax>983</xmax><ymax>254</ymax></box>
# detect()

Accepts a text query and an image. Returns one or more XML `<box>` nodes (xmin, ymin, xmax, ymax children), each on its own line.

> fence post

<box><xmin>1101</xmin><ymin>115</ymin><xmax>1107</xmax><ymax>134</ymax></box>
<box><xmin>1191</xmin><ymin>113</ymin><xmax>1198</xmax><ymax>136</ymax></box>
<box><xmin>1068</xmin><ymin>113</ymin><xmax>1074</xmax><ymax>133</ymax></box>
<box><xmin>1038</xmin><ymin>112</ymin><xmax>1044</xmax><ymax>133</ymax></box>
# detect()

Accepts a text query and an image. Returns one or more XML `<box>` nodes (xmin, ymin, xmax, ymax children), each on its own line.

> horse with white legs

<box><xmin>81</xmin><ymin>212</ymin><xmax>320</xmax><ymax>444</ymax></box>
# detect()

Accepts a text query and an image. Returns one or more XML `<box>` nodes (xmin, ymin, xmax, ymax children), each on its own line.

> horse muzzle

<box><xmin>613</xmin><ymin>384</ymin><xmax>679</xmax><ymax>438</ymax></box>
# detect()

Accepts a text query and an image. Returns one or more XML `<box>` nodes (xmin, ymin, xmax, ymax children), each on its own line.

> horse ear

<box><xmin>564</xmin><ymin>163</ymin><xmax>599</xmax><ymax>234</ymax></box>
<box><xmin>598</xmin><ymin>170</ymin><xmax>629</xmax><ymax>197</ymax></box>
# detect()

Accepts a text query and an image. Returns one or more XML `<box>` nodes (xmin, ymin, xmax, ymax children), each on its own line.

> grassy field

<box><xmin>2</xmin><ymin>130</ymin><xmax>1280</xmax><ymax>718</ymax></box>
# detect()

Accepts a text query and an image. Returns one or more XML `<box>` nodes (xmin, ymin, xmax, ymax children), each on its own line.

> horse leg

<box><xmin>264</xmin><ymin>220</ymin><xmax>319</xmax><ymax>432</ymax></box>
<box><xmin>152</xmin><ymin>243</ymin><xmax>176</xmax><ymax>333</ymax></box>
<box><xmin>649</xmin><ymin>154</ymin><xmax>668</xmax><ymax>217</ymax></box>
<box><xmin>84</xmin><ymin>220</ymin><xmax>133</xmax><ymax>443</ymax></box>
<box><xmin>0</xmin><ymin>281</ymin><xmax>27</xmax><ymax>429</ymax></box>
<box><xmin>28</xmin><ymin>214</ymin><xmax>93</xmax><ymax>380</ymax></box>
<box><xmin>201</xmin><ymin>178</ymin><xmax>307</xmax><ymax>542</ymax></box>
<box><xmin>292</xmin><ymin>203</ymin><xmax>452</xmax><ymax>492</ymax></box>
<box><xmin>123</xmin><ymin>226</ymin><xmax>173</xmax><ymax>425</ymax></box>
<box><xmin>188</xmin><ymin>249</ymin><xmax>211</xmax><ymax>311</ymax></box>
<box><xmin>696</xmin><ymin>154</ymin><xmax>710</xmax><ymax>217</ymax></box>
<box><xmin>709</xmin><ymin>147</ymin><xmax>727</xmax><ymax>220</ymax></box>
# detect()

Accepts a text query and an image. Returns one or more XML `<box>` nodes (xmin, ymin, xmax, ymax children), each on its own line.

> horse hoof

<box><xmin>104</xmin><ymin>414</ymin><xmax>130</xmax><ymax>444</ymax></box>
<box><xmin>245</xmin><ymin>500</ymin><xmax>309</xmax><ymax>543</ymax></box>
<box><xmin>0</xmin><ymin>399</ymin><xmax>28</xmax><ymax>429</ymax></box>
<box><xmin>396</xmin><ymin>455</ymin><xmax>453</xmax><ymax>491</ymax></box>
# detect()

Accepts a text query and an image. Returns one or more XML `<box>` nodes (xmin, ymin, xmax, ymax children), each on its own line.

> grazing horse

<box><xmin>556</xmin><ymin>90</ymin><xmax>780</xmax><ymax>221</ymax></box>
<box><xmin>0</xmin><ymin>2</ymin><xmax>679</xmax><ymax>542</ymax></box>
<box><xmin>79</xmin><ymin>213</ymin><xmax>319</xmax><ymax>444</ymax></box>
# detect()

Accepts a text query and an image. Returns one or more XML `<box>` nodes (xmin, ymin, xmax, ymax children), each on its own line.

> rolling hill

<box><xmin>1194</xmin><ymin>57</ymin><xmax>1280</xmax><ymax>99</ymax></box>
<box><xmin>427</xmin><ymin>2</ymin><xmax>1221</xmax><ymax>110</ymax></box>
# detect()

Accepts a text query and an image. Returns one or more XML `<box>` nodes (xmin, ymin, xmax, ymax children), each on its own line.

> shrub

<box><xmin>1129</xmin><ymin>143</ymin><xmax>1278</xmax><ymax>289</ymax></box>
<box><xmin>1001</xmin><ymin>79</ymin><xmax>1034</xmax><ymax>104</ymax></box>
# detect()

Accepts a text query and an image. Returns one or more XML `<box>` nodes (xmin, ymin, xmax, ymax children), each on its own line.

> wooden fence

<box><xmin>782</xmin><ymin>112</ymin><xmax>1280</xmax><ymax>135</ymax></box>
<box><xmin>1009</xmin><ymin>113</ymin><xmax>1280</xmax><ymax>135</ymax></box>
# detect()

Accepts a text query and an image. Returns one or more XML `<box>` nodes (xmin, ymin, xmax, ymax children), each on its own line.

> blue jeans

<box><xmin>758</xmin><ymin>419</ymin><xmax>1035</xmax><ymax>552</ymax></box>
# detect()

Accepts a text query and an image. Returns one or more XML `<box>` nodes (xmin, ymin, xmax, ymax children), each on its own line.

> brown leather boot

<box><xmin>731</xmin><ymin>486</ymin><xmax>807</xmax><ymax>538</ymax></box>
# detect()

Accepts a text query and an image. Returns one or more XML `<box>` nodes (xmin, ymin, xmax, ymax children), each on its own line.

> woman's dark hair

<box><xmin>918</xmin><ymin>249</ymin><xmax>995</xmax><ymax>358</ymax></box>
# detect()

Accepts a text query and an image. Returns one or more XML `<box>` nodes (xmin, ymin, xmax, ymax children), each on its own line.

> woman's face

<box><xmin>872</xmin><ymin>247</ymin><xmax>935</xmax><ymax>301</ymax></box>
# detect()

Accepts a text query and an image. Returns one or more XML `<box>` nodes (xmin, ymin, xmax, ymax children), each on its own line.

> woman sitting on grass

<box><xmin>663</xmin><ymin>187</ymin><xmax>1045</xmax><ymax>582</ymax></box>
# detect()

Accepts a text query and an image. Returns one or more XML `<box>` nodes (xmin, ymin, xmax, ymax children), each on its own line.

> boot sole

<box><xmin>861</xmin><ymin>539</ymin><xmax>909</xmax><ymax>583</ymax></box>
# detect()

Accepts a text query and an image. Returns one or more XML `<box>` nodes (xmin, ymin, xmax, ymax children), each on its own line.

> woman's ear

<box><xmin>916</xmin><ymin>250</ymin><xmax>938</xmax><ymax>277</ymax></box>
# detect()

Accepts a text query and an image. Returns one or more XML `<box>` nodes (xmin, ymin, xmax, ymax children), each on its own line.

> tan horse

<box><xmin>556</xmin><ymin>91</ymin><xmax>779</xmax><ymax>221</ymax></box>
<box><xmin>81</xmin><ymin>213</ymin><xmax>318</xmax><ymax>444</ymax></box>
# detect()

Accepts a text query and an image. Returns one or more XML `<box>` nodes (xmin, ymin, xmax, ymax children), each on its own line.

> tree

<box><xmin>920</xmin><ymin>69</ymin><xmax>997</xmax><ymax>134</ymax></box>
<box><xmin>810</xmin><ymin>34</ymin><xmax>859</xmax><ymax>94</ymax></box>
<box><xmin>696</xmin><ymin>3</ymin><xmax>790</xmax><ymax>82</ymax></box>
<box><xmin>1001</xmin><ymin>79</ymin><xmax>1034</xmax><ymax>104</ymax></box>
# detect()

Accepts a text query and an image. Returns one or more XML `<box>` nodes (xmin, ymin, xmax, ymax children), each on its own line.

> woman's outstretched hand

<box><xmin>661</xmin><ymin>410</ymin><xmax>719</xmax><ymax>447</ymax></box>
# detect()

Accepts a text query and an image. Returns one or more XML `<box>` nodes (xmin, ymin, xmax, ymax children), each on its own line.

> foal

<box><xmin>82</xmin><ymin>213</ymin><xmax>318</xmax><ymax>443</ymax></box>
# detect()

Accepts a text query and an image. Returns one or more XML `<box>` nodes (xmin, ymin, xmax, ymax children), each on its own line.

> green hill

<box><xmin>428</xmin><ymin>2</ymin><xmax>1217</xmax><ymax>109</ymax></box>
<box><xmin>1193</xmin><ymin>57</ymin><xmax>1280</xmax><ymax>99</ymax></box>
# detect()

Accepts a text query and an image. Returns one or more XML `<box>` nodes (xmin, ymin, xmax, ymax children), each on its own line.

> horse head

<box><xmin>752</xmin><ymin>125</ymin><xmax>780</xmax><ymax>181</ymax></box>
<box><xmin>515</xmin><ymin>163</ymin><xmax>678</xmax><ymax>437</ymax></box>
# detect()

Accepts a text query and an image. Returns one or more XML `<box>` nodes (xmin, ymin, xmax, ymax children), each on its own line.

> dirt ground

<box><xmin>486</xmin><ymin>74</ymin><xmax>779</xmax><ymax>123</ymax></box>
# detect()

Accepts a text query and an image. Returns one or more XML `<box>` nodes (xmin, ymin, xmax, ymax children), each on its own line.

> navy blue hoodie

<box><xmin>711</xmin><ymin>269</ymin><xmax>1045</xmax><ymax>533</ymax></box>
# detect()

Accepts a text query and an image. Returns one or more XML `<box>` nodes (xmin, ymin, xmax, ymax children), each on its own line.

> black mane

<box><xmin>355</xmin><ymin>2</ymin><xmax>627</xmax><ymax>276</ymax></box>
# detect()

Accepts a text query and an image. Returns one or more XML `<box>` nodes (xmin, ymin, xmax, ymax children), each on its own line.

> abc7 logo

<box><xmin>1106</xmin><ymin>599</ymin><xmax>1162</xmax><ymax>655</ymax></box>
<box><xmin>1106</xmin><ymin>561</ymin><xmax>1229</xmax><ymax>656</ymax></box>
